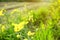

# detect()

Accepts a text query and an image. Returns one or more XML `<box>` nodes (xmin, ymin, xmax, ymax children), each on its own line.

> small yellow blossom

<box><xmin>24</xmin><ymin>38</ymin><xmax>28</xmax><ymax>40</ymax></box>
<box><xmin>16</xmin><ymin>34</ymin><xmax>20</xmax><ymax>38</ymax></box>
<box><xmin>27</xmin><ymin>31</ymin><xmax>35</xmax><ymax>36</ymax></box>
<box><xmin>14</xmin><ymin>26</ymin><xmax>21</xmax><ymax>32</ymax></box>
<box><xmin>11</xmin><ymin>9</ymin><xmax>20</xmax><ymax>14</ymax></box>
<box><xmin>1</xmin><ymin>25</ymin><xmax>5</xmax><ymax>32</ymax></box>
<box><xmin>13</xmin><ymin>21</ymin><xmax>28</xmax><ymax>32</ymax></box>
<box><xmin>0</xmin><ymin>9</ymin><xmax>4</xmax><ymax>16</ymax></box>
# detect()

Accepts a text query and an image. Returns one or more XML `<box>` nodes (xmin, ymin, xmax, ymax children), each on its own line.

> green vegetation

<box><xmin>0</xmin><ymin>0</ymin><xmax>60</xmax><ymax>40</ymax></box>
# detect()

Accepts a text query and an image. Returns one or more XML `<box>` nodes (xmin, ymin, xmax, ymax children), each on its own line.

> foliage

<box><xmin>0</xmin><ymin>0</ymin><xmax>60</xmax><ymax>40</ymax></box>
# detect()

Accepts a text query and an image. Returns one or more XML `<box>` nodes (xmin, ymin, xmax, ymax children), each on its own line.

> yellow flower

<box><xmin>16</xmin><ymin>34</ymin><xmax>20</xmax><ymax>38</ymax></box>
<box><xmin>0</xmin><ymin>9</ymin><xmax>4</xmax><ymax>16</ymax></box>
<box><xmin>13</xmin><ymin>21</ymin><xmax>28</xmax><ymax>32</ymax></box>
<box><xmin>14</xmin><ymin>26</ymin><xmax>21</xmax><ymax>32</ymax></box>
<box><xmin>1</xmin><ymin>25</ymin><xmax>5</xmax><ymax>32</ymax></box>
<box><xmin>11</xmin><ymin>9</ymin><xmax>20</xmax><ymax>14</ymax></box>
<box><xmin>24</xmin><ymin>38</ymin><xmax>28</xmax><ymax>40</ymax></box>
<box><xmin>27</xmin><ymin>31</ymin><xmax>35</xmax><ymax>36</ymax></box>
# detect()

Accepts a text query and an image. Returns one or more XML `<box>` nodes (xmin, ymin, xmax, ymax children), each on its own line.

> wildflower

<box><xmin>16</xmin><ymin>34</ymin><xmax>20</xmax><ymax>38</ymax></box>
<box><xmin>0</xmin><ymin>9</ymin><xmax>4</xmax><ymax>16</ymax></box>
<box><xmin>11</xmin><ymin>9</ymin><xmax>20</xmax><ymax>14</ymax></box>
<box><xmin>24</xmin><ymin>38</ymin><xmax>28</xmax><ymax>40</ymax></box>
<box><xmin>27</xmin><ymin>31</ymin><xmax>35</xmax><ymax>36</ymax></box>
<box><xmin>1</xmin><ymin>25</ymin><xmax>5</xmax><ymax>32</ymax></box>
<box><xmin>13</xmin><ymin>21</ymin><xmax>28</xmax><ymax>32</ymax></box>
<box><xmin>14</xmin><ymin>26</ymin><xmax>21</xmax><ymax>32</ymax></box>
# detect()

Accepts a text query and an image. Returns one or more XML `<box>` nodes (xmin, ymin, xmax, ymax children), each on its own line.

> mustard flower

<box><xmin>13</xmin><ymin>21</ymin><xmax>28</xmax><ymax>32</ymax></box>
<box><xmin>16</xmin><ymin>34</ymin><xmax>20</xmax><ymax>38</ymax></box>
<box><xmin>27</xmin><ymin>31</ymin><xmax>35</xmax><ymax>36</ymax></box>
<box><xmin>1</xmin><ymin>25</ymin><xmax>5</xmax><ymax>32</ymax></box>
<box><xmin>0</xmin><ymin>9</ymin><xmax>4</xmax><ymax>16</ymax></box>
<box><xmin>11</xmin><ymin>9</ymin><xmax>20</xmax><ymax>14</ymax></box>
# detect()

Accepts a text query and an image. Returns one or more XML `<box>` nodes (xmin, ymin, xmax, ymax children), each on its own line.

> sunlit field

<box><xmin>0</xmin><ymin>0</ymin><xmax>60</xmax><ymax>40</ymax></box>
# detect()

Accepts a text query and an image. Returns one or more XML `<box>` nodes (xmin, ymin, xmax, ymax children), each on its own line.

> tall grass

<box><xmin>0</xmin><ymin>1</ymin><xmax>60</xmax><ymax>40</ymax></box>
